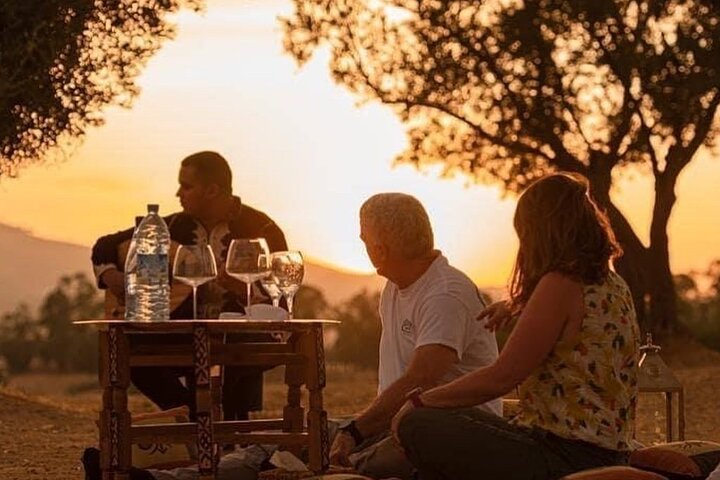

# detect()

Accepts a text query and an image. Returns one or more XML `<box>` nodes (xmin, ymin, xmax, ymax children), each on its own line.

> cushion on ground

<box><xmin>259</xmin><ymin>469</ymin><xmax>371</xmax><ymax>480</ymax></box>
<box><xmin>629</xmin><ymin>441</ymin><xmax>720</xmax><ymax>479</ymax></box>
<box><xmin>502</xmin><ymin>398</ymin><xmax>521</xmax><ymax>418</ymax></box>
<box><xmin>131</xmin><ymin>406</ymin><xmax>195</xmax><ymax>469</ymax></box>
<box><xmin>306</xmin><ymin>476</ymin><xmax>374</xmax><ymax>480</ymax></box>
<box><xmin>560</xmin><ymin>465</ymin><xmax>669</xmax><ymax>480</ymax></box>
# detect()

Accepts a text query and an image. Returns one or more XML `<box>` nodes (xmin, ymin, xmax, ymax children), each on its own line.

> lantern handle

<box><xmin>640</xmin><ymin>332</ymin><xmax>661</xmax><ymax>353</ymax></box>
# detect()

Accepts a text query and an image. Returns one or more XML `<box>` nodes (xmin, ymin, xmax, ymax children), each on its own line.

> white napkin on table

<box><xmin>218</xmin><ymin>305</ymin><xmax>288</xmax><ymax>321</ymax></box>
<box><xmin>246</xmin><ymin>304</ymin><xmax>289</xmax><ymax>321</ymax></box>
<box><xmin>217</xmin><ymin>311</ymin><xmax>246</xmax><ymax>320</ymax></box>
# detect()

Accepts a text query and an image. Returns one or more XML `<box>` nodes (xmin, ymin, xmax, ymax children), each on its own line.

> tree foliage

<box><xmin>0</xmin><ymin>272</ymin><xmax>103</xmax><ymax>373</ymax></box>
<box><xmin>0</xmin><ymin>304</ymin><xmax>42</xmax><ymax>373</ymax></box>
<box><xmin>38</xmin><ymin>272</ymin><xmax>104</xmax><ymax>372</ymax></box>
<box><xmin>0</xmin><ymin>0</ymin><xmax>203</xmax><ymax>176</ymax></box>
<box><xmin>282</xmin><ymin>0</ymin><xmax>720</xmax><ymax>332</ymax></box>
<box><xmin>674</xmin><ymin>261</ymin><xmax>720</xmax><ymax>351</ymax></box>
<box><xmin>294</xmin><ymin>284</ymin><xmax>332</xmax><ymax>319</ymax></box>
<box><xmin>328</xmin><ymin>289</ymin><xmax>382</xmax><ymax>370</ymax></box>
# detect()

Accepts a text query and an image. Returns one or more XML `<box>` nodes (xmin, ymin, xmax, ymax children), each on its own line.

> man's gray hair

<box><xmin>360</xmin><ymin>193</ymin><xmax>434</xmax><ymax>259</ymax></box>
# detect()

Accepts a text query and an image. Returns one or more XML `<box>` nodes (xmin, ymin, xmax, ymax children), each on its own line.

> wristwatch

<box><xmin>406</xmin><ymin>387</ymin><xmax>425</xmax><ymax>408</ymax></box>
<box><xmin>339</xmin><ymin>419</ymin><xmax>364</xmax><ymax>445</ymax></box>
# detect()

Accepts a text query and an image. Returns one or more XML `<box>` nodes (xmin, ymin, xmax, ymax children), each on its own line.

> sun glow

<box><xmin>0</xmin><ymin>0</ymin><xmax>718</xmax><ymax>290</ymax></box>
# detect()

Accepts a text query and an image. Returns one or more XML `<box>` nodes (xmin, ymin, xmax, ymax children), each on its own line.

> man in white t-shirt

<box><xmin>708</xmin><ymin>460</ymin><xmax>720</xmax><ymax>480</ymax></box>
<box><xmin>330</xmin><ymin>192</ymin><xmax>501</xmax><ymax>479</ymax></box>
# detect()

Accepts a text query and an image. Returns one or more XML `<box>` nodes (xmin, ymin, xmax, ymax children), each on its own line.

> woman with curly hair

<box><xmin>392</xmin><ymin>173</ymin><xmax>641</xmax><ymax>480</ymax></box>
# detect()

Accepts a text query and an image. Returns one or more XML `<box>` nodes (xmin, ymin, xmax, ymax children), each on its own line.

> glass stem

<box><xmin>286</xmin><ymin>294</ymin><xmax>294</xmax><ymax>320</ymax></box>
<box><xmin>246</xmin><ymin>282</ymin><xmax>252</xmax><ymax>314</ymax></box>
<box><xmin>192</xmin><ymin>287</ymin><xmax>198</xmax><ymax>320</ymax></box>
<box><xmin>272</xmin><ymin>297</ymin><xmax>280</xmax><ymax>308</ymax></box>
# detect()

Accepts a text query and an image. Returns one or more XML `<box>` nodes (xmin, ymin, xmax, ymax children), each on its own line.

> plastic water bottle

<box><xmin>123</xmin><ymin>216</ymin><xmax>144</xmax><ymax>320</ymax></box>
<box><xmin>132</xmin><ymin>204</ymin><xmax>170</xmax><ymax>321</ymax></box>
<box><xmin>124</xmin><ymin>237</ymin><xmax>138</xmax><ymax>320</ymax></box>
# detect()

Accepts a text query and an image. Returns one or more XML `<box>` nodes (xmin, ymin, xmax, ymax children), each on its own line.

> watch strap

<box><xmin>340</xmin><ymin>420</ymin><xmax>364</xmax><ymax>445</ymax></box>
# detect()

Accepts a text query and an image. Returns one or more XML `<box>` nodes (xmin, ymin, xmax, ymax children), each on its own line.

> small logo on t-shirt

<box><xmin>401</xmin><ymin>318</ymin><xmax>413</xmax><ymax>334</ymax></box>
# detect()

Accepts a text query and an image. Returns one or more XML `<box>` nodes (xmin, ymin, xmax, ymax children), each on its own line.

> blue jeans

<box><xmin>397</xmin><ymin>408</ymin><xmax>628</xmax><ymax>480</ymax></box>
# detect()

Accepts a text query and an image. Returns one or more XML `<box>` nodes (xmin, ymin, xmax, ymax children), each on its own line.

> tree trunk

<box><xmin>646</xmin><ymin>242</ymin><xmax>678</xmax><ymax>333</ymax></box>
<box><xmin>646</xmin><ymin>172</ymin><xmax>680</xmax><ymax>334</ymax></box>
<box><xmin>585</xmin><ymin>166</ymin><xmax>677</xmax><ymax>335</ymax></box>
<box><xmin>613</xmin><ymin>236</ymin><xmax>650</xmax><ymax>333</ymax></box>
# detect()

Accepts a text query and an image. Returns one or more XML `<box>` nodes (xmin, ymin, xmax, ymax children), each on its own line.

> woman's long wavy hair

<box><xmin>509</xmin><ymin>173</ymin><xmax>622</xmax><ymax>311</ymax></box>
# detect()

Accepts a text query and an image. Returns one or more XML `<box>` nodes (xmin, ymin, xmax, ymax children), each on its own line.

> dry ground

<box><xmin>1</xmin><ymin>348</ymin><xmax>718</xmax><ymax>480</ymax></box>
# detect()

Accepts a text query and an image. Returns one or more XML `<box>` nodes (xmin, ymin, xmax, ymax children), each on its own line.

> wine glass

<box><xmin>172</xmin><ymin>245</ymin><xmax>217</xmax><ymax>320</ymax></box>
<box><xmin>270</xmin><ymin>250</ymin><xmax>304</xmax><ymax>319</ymax></box>
<box><xmin>259</xmin><ymin>253</ymin><xmax>282</xmax><ymax>308</ymax></box>
<box><xmin>225</xmin><ymin>238</ymin><xmax>270</xmax><ymax>313</ymax></box>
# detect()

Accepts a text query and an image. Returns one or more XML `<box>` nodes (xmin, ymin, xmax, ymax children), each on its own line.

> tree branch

<box><xmin>638</xmin><ymin>115</ymin><xmax>661</xmax><ymax>177</ymax></box>
<box><xmin>346</xmin><ymin>21</ymin><xmax>570</xmax><ymax>169</ymax></box>
<box><xmin>666</xmin><ymin>90</ymin><xmax>720</xmax><ymax>179</ymax></box>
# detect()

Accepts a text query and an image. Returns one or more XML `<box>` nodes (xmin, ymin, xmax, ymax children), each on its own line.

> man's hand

<box><xmin>391</xmin><ymin>400</ymin><xmax>415</xmax><ymax>445</ymax></box>
<box><xmin>329</xmin><ymin>431</ymin><xmax>356</xmax><ymax>467</ymax></box>
<box><xmin>478</xmin><ymin>300</ymin><xmax>513</xmax><ymax>332</ymax></box>
<box><xmin>101</xmin><ymin>269</ymin><xmax>125</xmax><ymax>302</ymax></box>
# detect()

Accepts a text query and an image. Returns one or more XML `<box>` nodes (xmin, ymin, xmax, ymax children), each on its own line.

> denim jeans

<box><xmin>397</xmin><ymin>407</ymin><xmax>628</xmax><ymax>480</ymax></box>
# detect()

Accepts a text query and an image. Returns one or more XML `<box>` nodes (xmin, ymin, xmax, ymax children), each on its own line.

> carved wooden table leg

<box><xmin>678</xmin><ymin>388</ymin><xmax>685</xmax><ymax>441</ymax></box>
<box><xmin>284</xmin><ymin>331</ymin><xmax>305</xmax><ymax>459</ymax></box>
<box><xmin>303</xmin><ymin>324</ymin><xmax>329</xmax><ymax>473</ymax></box>
<box><xmin>99</xmin><ymin>326</ymin><xmax>131</xmax><ymax>480</ymax></box>
<box><xmin>194</xmin><ymin>323</ymin><xmax>215</xmax><ymax>480</ymax></box>
<box><xmin>665</xmin><ymin>392</ymin><xmax>673</xmax><ymax>442</ymax></box>
<box><xmin>210</xmin><ymin>364</ymin><xmax>224</xmax><ymax>470</ymax></box>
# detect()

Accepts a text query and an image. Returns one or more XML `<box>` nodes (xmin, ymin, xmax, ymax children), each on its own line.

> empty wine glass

<box><xmin>259</xmin><ymin>253</ymin><xmax>282</xmax><ymax>308</ymax></box>
<box><xmin>172</xmin><ymin>244</ymin><xmax>217</xmax><ymax>320</ymax></box>
<box><xmin>270</xmin><ymin>250</ymin><xmax>304</xmax><ymax>319</ymax></box>
<box><xmin>225</xmin><ymin>238</ymin><xmax>270</xmax><ymax>313</ymax></box>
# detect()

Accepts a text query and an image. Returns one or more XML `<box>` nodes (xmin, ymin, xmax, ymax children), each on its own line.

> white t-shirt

<box><xmin>708</xmin><ymin>460</ymin><xmax>720</xmax><ymax>480</ymax></box>
<box><xmin>378</xmin><ymin>253</ymin><xmax>502</xmax><ymax>416</ymax></box>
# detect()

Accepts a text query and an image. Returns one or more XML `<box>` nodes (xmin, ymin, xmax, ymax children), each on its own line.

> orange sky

<box><xmin>0</xmin><ymin>0</ymin><xmax>718</xmax><ymax>286</ymax></box>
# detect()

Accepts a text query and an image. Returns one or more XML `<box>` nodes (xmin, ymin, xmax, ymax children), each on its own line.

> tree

<box><xmin>329</xmin><ymin>290</ymin><xmax>382</xmax><ymax>369</ymax></box>
<box><xmin>0</xmin><ymin>0</ymin><xmax>203</xmax><ymax>177</ymax></box>
<box><xmin>294</xmin><ymin>284</ymin><xmax>332</xmax><ymax>319</ymax></box>
<box><xmin>673</xmin><ymin>264</ymin><xmax>720</xmax><ymax>351</ymax></box>
<box><xmin>38</xmin><ymin>272</ymin><xmax>104</xmax><ymax>372</ymax></box>
<box><xmin>707</xmin><ymin>259</ymin><xmax>720</xmax><ymax>297</ymax></box>
<box><xmin>282</xmin><ymin>0</ymin><xmax>720</xmax><ymax>334</ymax></box>
<box><xmin>0</xmin><ymin>304</ymin><xmax>42</xmax><ymax>373</ymax></box>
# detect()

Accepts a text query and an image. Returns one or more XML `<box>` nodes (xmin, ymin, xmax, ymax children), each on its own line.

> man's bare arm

<box><xmin>101</xmin><ymin>268</ymin><xmax>126</xmax><ymax>300</ymax></box>
<box><xmin>353</xmin><ymin>343</ymin><xmax>457</xmax><ymax>438</ymax></box>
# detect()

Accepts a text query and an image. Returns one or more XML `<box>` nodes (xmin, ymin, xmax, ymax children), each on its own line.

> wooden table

<box><xmin>75</xmin><ymin>319</ymin><xmax>338</xmax><ymax>480</ymax></box>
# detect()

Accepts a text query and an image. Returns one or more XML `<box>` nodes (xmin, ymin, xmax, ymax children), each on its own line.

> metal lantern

<box><xmin>637</xmin><ymin>333</ymin><xmax>685</xmax><ymax>442</ymax></box>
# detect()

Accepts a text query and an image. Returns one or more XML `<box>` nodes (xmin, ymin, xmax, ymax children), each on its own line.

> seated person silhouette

<box><xmin>91</xmin><ymin>151</ymin><xmax>287</xmax><ymax>421</ymax></box>
<box><xmin>393</xmin><ymin>173</ymin><xmax>641</xmax><ymax>480</ymax></box>
<box><xmin>83</xmin><ymin>192</ymin><xmax>500</xmax><ymax>480</ymax></box>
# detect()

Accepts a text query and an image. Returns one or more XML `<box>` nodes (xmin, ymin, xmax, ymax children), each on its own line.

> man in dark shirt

<box><xmin>91</xmin><ymin>151</ymin><xmax>288</xmax><ymax>420</ymax></box>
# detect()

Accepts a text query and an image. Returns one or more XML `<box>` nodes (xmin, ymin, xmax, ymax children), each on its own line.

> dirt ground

<box><xmin>1</xmin><ymin>348</ymin><xmax>718</xmax><ymax>480</ymax></box>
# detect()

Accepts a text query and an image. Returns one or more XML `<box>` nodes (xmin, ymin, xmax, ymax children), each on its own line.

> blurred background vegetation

<box><xmin>675</xmin><ymin>260</ymin><xmax>720</xmax><ymax>351</ymax></box>
<box><xmin>0</xmin><ymin>275</ymin><xmax>384</xmax><ymax>381</ymax></box>
<box><xmin>1</xmin><ymin>261</ymin><xmax>719</xmax><ymax>385</ymax></box>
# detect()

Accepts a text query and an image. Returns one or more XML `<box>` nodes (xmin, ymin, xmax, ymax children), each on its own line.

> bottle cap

<box><xmin>147</xmin><ymin>204</ymin><xmax>159</xmax><ymax>214</ymax></box>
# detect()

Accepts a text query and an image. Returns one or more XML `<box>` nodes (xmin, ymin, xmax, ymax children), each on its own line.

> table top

<box><xmin>74</xmin><ymin>318</ymin><xmax>339</xmax><ymax>332</ymax></box>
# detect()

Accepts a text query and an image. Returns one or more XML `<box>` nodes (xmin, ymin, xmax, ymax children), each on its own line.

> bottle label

<box><xmin>136</xmin><ymin>254</ymin><xmax>168</xmax><ymax>283</ymax></box>
<box><xmin>125</xmin><ymin>272</ymin><xmax>137</xmax><ymax>295</ymax></box>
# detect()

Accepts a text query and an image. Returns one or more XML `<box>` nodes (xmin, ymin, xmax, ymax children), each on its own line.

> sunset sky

<box><xmin>0</xmin><ymin>0</ymin><xmax>719</xmax><ymax>287</ymax></box>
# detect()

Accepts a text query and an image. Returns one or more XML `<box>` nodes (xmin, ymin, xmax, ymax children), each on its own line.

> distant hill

<box><xmin>303</xmin><ymin>261</ymin><xmax>384</xmax><ymax>303</ymax></box>
<box><xmin>0</xmin><ymin>224</ymin><xmax>93</xmax><ymax>315</ymax></box>
<box><xmin>0</xmin><ymin>223</ymin><xmax>384</xmax><ymax>315</ymax></box>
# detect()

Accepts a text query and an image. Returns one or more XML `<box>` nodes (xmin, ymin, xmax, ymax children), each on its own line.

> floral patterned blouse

<box><xmin>512</xmin><ymin>271</ymin><xmax>640</xmax><ymax>451</ymax></box>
